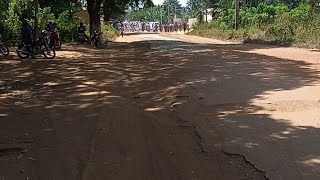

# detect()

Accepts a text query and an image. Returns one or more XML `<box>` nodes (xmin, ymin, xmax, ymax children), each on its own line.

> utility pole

<box><xmin>160</xmin><ymin>5</ymin><xmax>163</xmax><ymax>25</ymax></box>
<box><xmin>205</xmin><ymin>9</ymin><xmax>208</xmax><ymax>22</ymax></box>
<box><xmin>34</xmin><ymin>0</ymin><xmax>39</xmax><ymax>40</ymax></box>
<box><xmin>167</xmin><ymin>0</ymin><xmax>170</xmax><ymax>23</ymax></box>
<box><xmin>174</xmin><ymin>5</ymin><xmax>176</xmax><ymax>20</ymax></box>
<box><xmin>235</xmin><ymin>0</ymin><xmax>240</xmax><ymax>30</ymax></box>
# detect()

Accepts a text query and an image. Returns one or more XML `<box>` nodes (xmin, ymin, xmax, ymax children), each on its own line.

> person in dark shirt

<box><xmin>46</xmin><ymin>21</ymin><xmax>54</xmax><ymax>31</ymax></box>
<box><xmin>21</xmin><ymin>20</ymin><xmax>33</xmax><ymax>43</ymax></box>
<box><xmin>21</xmin><ymin>20</ymin><xmax>33</xmax><ymax>54</ymax></box>
<box><xmin>78</xmin><ymin>22</ymin><xmax>88</xmax><ymax>40</ymax></box>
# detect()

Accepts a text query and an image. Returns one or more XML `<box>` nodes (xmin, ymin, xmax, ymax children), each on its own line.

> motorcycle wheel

<box><xmin>55</xmin><ymin>40</ymin><xmax>62</xmax><ymax>49</ymax></box>
<box><xmin>78</xmin><ymin>34</ymin><xmax>86</xmax><ymax>45</ymax></box>
<box><xmin>42</xmin><ymin>47</ymin><xmax>55</xmax><ymax>59</ymax></box>
<box><xmin>17</xmin><ymin>50</ymin><xmax>29</xmax><ymax>59</ymax></box>
<box><xmin>17</xmin><ymin>45</ymin><xmax>29</xmax><ymax>59</ymax></box>
<box><xmin>0</xmin><ymin>44</ymin><xmax>9</xmax><ymax>56</ymax></box>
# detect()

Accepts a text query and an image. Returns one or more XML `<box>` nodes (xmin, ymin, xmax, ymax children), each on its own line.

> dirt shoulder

<box><xmin>159</xmin><ymin>33</ymin><xmax>320</xmax><ymax>179</ymax></box>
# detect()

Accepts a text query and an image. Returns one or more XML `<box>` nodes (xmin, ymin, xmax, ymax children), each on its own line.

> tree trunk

<box><xmin>87</xmin><ymin>0</ymin><xmax>103</xmax><ymax>35</ymax></box>
<box><xmin>235</xmin><ymin>0</ymin><xmax>240</xmax><ymax>30</ymax></box>
<box><xmin>103</xmin><ymin>14</ymin><xmax>110</xmax><ymax>23</ymax></box>
<box><xmin>34</xmin><ymin>0</ymin><xmax>39</xmax><ymax>40</ymax></box>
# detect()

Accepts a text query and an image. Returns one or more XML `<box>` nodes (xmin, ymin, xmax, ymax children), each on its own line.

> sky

<box><xmin>153</xmin><ymin>0</ymin><xmax>187</xmax><ymax>6</ymax></box>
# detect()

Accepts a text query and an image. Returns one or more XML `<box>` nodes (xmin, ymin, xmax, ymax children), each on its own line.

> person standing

<box><xmin>120</xmin><ymin>23</ymin><xmax>124</xmax><ymax>37</ymax></box>
<box><xmin>78</xmin><ymin>22</ymin><xmax>88</xmax><ymax>40</ymax></box>
<box><xmin>21</xmin><ymin>20</ymin><xmax>33</xmax><ymax>55</ymax></box>
<box><xmin>183</xmin><ymin>21</ymin><xmax>187</xmax><ymax>33</ymax></box>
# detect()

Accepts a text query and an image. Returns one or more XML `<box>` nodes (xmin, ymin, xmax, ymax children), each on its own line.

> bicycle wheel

<box><xmin>42</xmin><ymin>47</ymin><xmax>55</xmax><ymax>59</ymax></box>
<box><xmin>17</xmin><ymin>50</ymin><xmax>29</xmax><ymax>59</ymax></box>
<box><xmin>0</xmin><ymin>44</ymin><xmax>9</xmax><ymax>56</ymax></box>
<box><xmin>55</xmin><ymin>40</ymin><xmax>62</xmax><ymax>49</ymax></box>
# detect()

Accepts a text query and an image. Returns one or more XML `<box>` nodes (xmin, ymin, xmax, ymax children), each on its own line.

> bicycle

<box><xmin>0</xmin><ymin>35</ymin><xmax>9</xmax><ymax>56</ymax></box>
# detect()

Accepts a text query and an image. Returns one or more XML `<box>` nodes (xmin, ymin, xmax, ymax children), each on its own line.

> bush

<box><xmin>56</xmin><ymin>10</ymin><xmax>79</xmax><ymax>42</ymax></box>
<box><xmin>101</xmin><ymin>25</ymin><xmax>120</xmax><ymax>41</ymax></box>
<box><xmin>3</xmin><ymin>14</ymin><xmax>21</xmax><ymax>44</ymax></box>
<box><xmin>191</xmin><ymin>3</ymin><xmax>320</xmax><ymax>48</ymax></box>
<box><xmin>39</xmin><ymin>7</ymin><xmax>56</xmax><ymax>30</ymax></box>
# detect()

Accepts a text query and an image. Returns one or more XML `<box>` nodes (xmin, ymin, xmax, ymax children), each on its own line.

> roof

<box><xmin>75</xmin><ymin>10</ymin><xmax>90</xmax><ymax>24</ymax></box>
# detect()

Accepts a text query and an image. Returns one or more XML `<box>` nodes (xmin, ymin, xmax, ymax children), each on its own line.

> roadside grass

<box><xmin>189</xmin><ymin>26</ymin><xmax>320</xmax><ymax>48</ymax></box>
<box><xmin>101</xmin><ymin>25</ymin><xmax>120</xmax><ymax>41</ymax></box>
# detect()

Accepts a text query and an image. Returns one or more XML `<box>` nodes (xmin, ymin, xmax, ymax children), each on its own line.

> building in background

<box><xmin>75</xmin><ymin>10</ymin><xmax>105</xmax><ymax>25</ymax></box>
<box><xmin>203</xmin><ymin>8</ymin><xmax>213</xmax><ymax>22</ymax></box>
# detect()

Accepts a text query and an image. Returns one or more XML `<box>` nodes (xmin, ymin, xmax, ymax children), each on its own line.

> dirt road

<box><xmin>1</xmin><ymin>32</ymin><xmax>320</xmax><ymax>180</ymax></box>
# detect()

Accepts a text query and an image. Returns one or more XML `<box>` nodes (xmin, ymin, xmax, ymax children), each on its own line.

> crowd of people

<box><xmin>161</xmin><ymin>22</ymin><xmax>190</xmax><ymax>33</ymax></box>
<box><xmin>112</xmin><ymin>21</ymin><xmax>190</xmax><ymax>33</ymax></box>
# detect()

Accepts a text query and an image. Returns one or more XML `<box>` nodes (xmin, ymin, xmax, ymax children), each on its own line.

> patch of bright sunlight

<box><xmin>185</xmin><ymin>79</ymin><xmax>207</xmax><ymax>85</ymax></box>
<box><xmin>78</xmin><ymin>103</ymin><xmax>92</xmax><ymax>109</ymax></box>
<box><xmin>270</xmin><ymin>133</ymin><xmax>288</xmax><ymax>139</ymax></box>
<box><xmin>191</xmin><ymin>49</ymin><xmax>215</xmax><ymax>53</ymax></box>
<box><xmin>145</xmin><ymin>107</ymin><xmax>163</xmax><ymax>112</ymax></box>
<box><xmin>56</xmin><ymin>51</ymin><xmax>83</xmax><ymax>58</ymax></box>
<box><xmin>44</xmin><ymin>82</ymin><xmax>59</xmax><ymax>86</ymax></box>
<box><xmin>0</xmin><ymin>96</ymin><xmax>7</xmax><ymax>100</ymax></box>
<box><xmin>76</xmin><ymin>85</ymin><xmax>88</xmax><ymax>88</ymax></box>
<box><xmin>83</xmin><ymin>81</ymin><xmax>97</xmax><ymax>85</ymax></box>
<box><xmin>244</xmin><ymin>142</ymin><xmax>259</xmax><ymax>148</ymax></box>
<box><xmin>79</xmin><ymin>91</ymin><xmax>110</xmax><ymax>96</ymax></box>
<box><xmin>304</xmin><ymin>158</ymin><xmax>320</xmax><ymax>165</ymax></box>
<box><xmin>0</xmin><ymin>113</ymin><xmax>8</xmax><ymax>117</ymax></box>
<box><xmin>18</xmin><ymin>72</ymin><xmax>33</xmax><ymax>77</ymax></box>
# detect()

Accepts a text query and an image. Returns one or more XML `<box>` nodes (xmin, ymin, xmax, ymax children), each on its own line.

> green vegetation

<box><xmin>101</xmin><ymin>25</ymin><xmax>120</xmax><ymax>41</ymax></box>
<box><xmin>126</xmin><ymin>0</ymin><xmax>184</xmax><ymax>22</ymax></box>
<box><xmin>0</xmin><ymin>0</ymin><xmax>140</xmax><ymax>43</ymax></box>
<box><xmin>0</xmin><ymin>0</ymin><xmax>82</xmax><ymax>43</ymax></box>
<box><xmin>189</xmin><ymin>2</ymin><xmax>320</xmax><ymax>48</ymax></box>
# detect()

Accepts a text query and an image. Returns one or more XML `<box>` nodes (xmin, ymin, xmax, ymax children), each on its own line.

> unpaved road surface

<box><xmin>1</xmin><ymin>32</ymin><xmax>320</xmax><ymax>180</ymax></box>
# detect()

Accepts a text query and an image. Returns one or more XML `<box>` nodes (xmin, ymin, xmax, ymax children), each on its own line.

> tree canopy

<box><xmin>0</xmin><ymin>0</ymin><xmax>153</xmax><ymax>38</ymax></box>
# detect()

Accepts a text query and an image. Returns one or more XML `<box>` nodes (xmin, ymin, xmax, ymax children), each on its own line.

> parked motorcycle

<box><xmin>90</xmin><ymin>31</ymin><xmax>103</xmax><ymax>48</ymax></box>
<box><xmin>16</xmin><ymin>34</ymin><xmax>55</xmax><ymax>59</ymax></box>
<box><xmin>53</xmin><ymin>31</ymin><xmax>62</xmax><ymax>49</ymax></box>
<box><xmin>78</xmin><ymin>33</ymin><xmax>88</xmax><ymax>44</ymax></box>
<box><xmin>0</xmin><ymin>35</ymin><xmax>9</xmax><ymax>56</ymax></box>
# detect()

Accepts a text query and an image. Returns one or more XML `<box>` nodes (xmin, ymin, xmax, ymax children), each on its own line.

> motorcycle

<box><xmin>16</xmin><ymin>34</ymin><xmax>55</xmax><ymax>59</ymax></box>
<box><xmin>90</xmin><ymin>31</ymin><xmax>103</xmax><ymax>48</ymax></box>
<box><xmin>44</xmin><ymin>29</ymin><xmax>61</xmax><ymax>49</ymax></box>
<box><xmin>0</xmin><ymin>35</ymin><xmax>9</xmax><ymax>56</ymax></box>
<box><xmin>53</xmin><ymin>30</ymin><xmax>61</xmax><ymax>49</ymax></box>
<box><xmin>78</xmin><ymin>33</ymin><xmax>88</xmax><ymax>44</ymax></box>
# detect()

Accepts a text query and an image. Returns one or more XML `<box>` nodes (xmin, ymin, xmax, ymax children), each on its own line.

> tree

<box><xmin>86</xmin><ymin>0</ymin><xmax>153</xmax><ymax>34</ymax></box>
<box><xmin>163</xmin><ymin>0</ymin><xmax>183</xmax><ymax>22</ymax></box>
<box><xmin>86</xmin><ymin>0</ymin><xmax>104</xmax><ymax>34</ymax></box>
<box><xmin>126</xmin><ymin>5</ymin><xmax>167</xmax><ymax>22</ymax></box>
<box><xmin>186</xmin><ymin>0</ymin><xmax>221</xmax><ymax>18</ymax></box>
<box><xmin>102</xmin><ymin>0</ymin><xmax>127</xmax><ymax>22</ymax></box>
<box><xmin>39</xmin><ymin>0</ymin><xmax>82</xmax><ymax>16</ymax></box>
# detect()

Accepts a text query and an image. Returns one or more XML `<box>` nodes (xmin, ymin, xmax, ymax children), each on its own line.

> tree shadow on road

<box><xmin>0</xmin><ymin>39</ymin><xmax>320</xmax><ymax>179</ymax></box>
<box><xmin>142</xmin><ymin>40</ymin><xmax>320</xmax><ymax>179</ymax></box>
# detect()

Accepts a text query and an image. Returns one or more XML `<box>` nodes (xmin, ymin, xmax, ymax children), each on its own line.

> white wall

<box><xmin>188</xmin><ymin>18</ymin><xmax>197</xmax><ymax>28</ymax></box>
